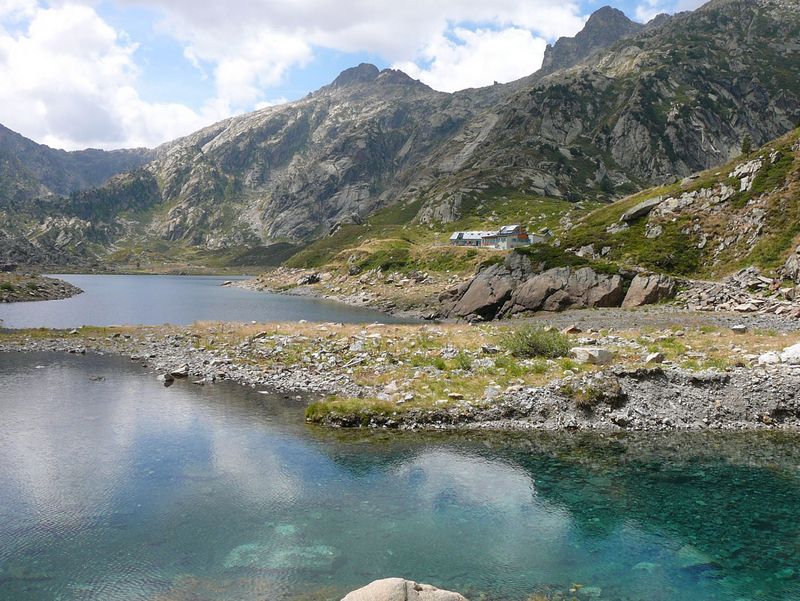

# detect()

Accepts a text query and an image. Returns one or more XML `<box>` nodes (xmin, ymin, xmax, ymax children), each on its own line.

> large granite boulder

<box><xmin>441</xmin><ymin>263</ymin><xmax>515</xmax><ymax>320</ymax></box>
<box><xmin>622</xmin><ymin>273</ymin><xmax>676</xmax><ymax>308</ymax></box>
<box><xmin>620</xmin><ymin>196</ymin><xmax>663</xmax><ymax>222</ymax></box>
<box><xmin>440</xmin><ymin>252</ymin><xmax>627</xmax><ymax>320</ymax></box>
<box><xmin>341</xmin><ymin>578</ymin><xmax>468</xmax><ymax>601</ymax></box>
<box><xmin>507</xmin><ymin>267</ymin><xmax>625</xmax><ymax>314</ymax></box>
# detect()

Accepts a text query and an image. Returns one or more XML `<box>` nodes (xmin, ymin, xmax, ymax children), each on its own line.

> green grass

<box><xmin>0</xmin><ymin>282</ymin><xmax>16</xmax><ymax>292</ymax></box>
<box><xmin>558</xmin><ymin>126</ymin><xmax>800</xmax><ymax>278</ymax></box>
<box><xmin>515</xmin><ymin>244</ymin><xmax>622</xmax><ymax>276</ymax></box>
<box><xmin>305</xmin><ymin>397</ymin><xmax>398</xmax><ymax>426</ymax></box>
<box><xmin>499</xmin><ymin>325</ymin><xmax>572</xmax><ymax>359</ymax></box>
<box><xmin>286</xmin><ymin>191</ymin><xmax>591</xmax><ymax>271</ymax></box>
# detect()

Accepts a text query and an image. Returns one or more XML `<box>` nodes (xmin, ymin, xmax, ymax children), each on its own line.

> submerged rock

<box><xmin>223</xmin><ymin>541</ymin><xmax>339</xmax><ymax>571</ymax></box>
<box><xmin>341</xmin><ymin>578</ymin><xmax>468</xmax><ymax>601</ymax></box>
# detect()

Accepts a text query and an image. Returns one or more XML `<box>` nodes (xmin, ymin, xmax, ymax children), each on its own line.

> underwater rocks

<box><xmin>224</xmin><ymin>541</ymin><xmax>339</xmax><ymax>571</ymax></box>
<box><xmin>341</xmin><ymin>578</ymin><xmax>468</xmax><ymax>601</ymax></box>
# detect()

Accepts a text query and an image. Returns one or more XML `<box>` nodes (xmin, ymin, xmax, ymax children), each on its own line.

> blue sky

<box><xmin>0</xmin><ymin>0</ymin><xmax>704</xmax><ymax>150</ymax></box>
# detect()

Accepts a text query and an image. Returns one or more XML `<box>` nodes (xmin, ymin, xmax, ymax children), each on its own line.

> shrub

<box><xmin>500</xmin><ymin>325</ymin><xmax>571</xmax><ymax>359</ymax></box>
<box><xmin>0</xmin><ymin>282</ymin><xmax>15</xmax><ymax>292</ymax></box>
<box><xmin>454</xmin><ymin>352</ymin><xmax>473</xmax><ymax>371</ymax></box>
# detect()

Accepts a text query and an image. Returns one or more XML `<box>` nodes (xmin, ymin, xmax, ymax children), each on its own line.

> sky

<box><xmin>0</xmin><ymin>0</ymin><xmax>705</xmax><ymax>151</ymax></box>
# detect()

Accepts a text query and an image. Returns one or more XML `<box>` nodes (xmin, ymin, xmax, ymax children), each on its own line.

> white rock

<box><xmin>645</xmin><ymin>352</ymin><xmax>665</xmax><ymax>364</ymax></box>
<box><xmin>758</xmin><ymin>351</ymin><xmax>782</xmax><ymax>365</ymax></box>
<box><xmin>780</xmin><ymin>343</ymin><xmax>800</xmax><ymax>365</ymax></box>
<box><xmin>570</xmin><ymin>347</ymin><xmax>614</xmax><ymax>365</ymax></box>
<box><xmin>731</xmin><ymin>325</ymin><xmax>748</xmax><ymax>334</ymax></box>
<box><xmin>341</xmin><ymin>578</ymin><xmax>468</xmax><ymax>601</ymax></box>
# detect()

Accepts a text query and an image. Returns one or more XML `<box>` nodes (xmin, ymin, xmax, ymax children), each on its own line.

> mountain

<box><xmin>0</xmin><ymin>124</ymin><xmax>153</xmax><ymax>205</ymax></box>
<box><xmin>540</xmin><ymin>6</ymin><xmax>643</xmax><ymax>74</ymax></box>
<box><xmin>2</xmin><ymin>0</ymin><xmax>799</xmax><ymax>267</ymax></box>
<box><xmin>409</xmin><ymin>0</ymin><xmax>800</xmax><ymax>222</ymax></box>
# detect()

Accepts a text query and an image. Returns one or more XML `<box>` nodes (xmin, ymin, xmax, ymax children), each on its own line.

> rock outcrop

<box><xmin>439</xmin><ymin>251</ymin><xmax>630</xmax><ymax>320</ymax></box>
<box><xmin>341</xmin><ymin>578</ymin><xmax>468</xmax><ymax>601</ymax></box>
<box><xmin>540</xmin><ymin>6</ymin><xmax>642</xmax><ymax>74</ymax></box>
<box><xmin>622</xmin><ymin>273</ymin><xmax>677</xmax><ymax>308</ymax></box>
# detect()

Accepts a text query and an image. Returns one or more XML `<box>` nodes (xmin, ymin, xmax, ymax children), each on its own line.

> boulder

<box><xmin>645</xmin><ymin>352</ymin><xmax>665</xmax><ymax>364</ymax></box>
<box><xmin>781</xmin><ymin>246</ymin><xmax>800</xmax><ymax>283</ymax></box>
<box><xmin>341</xmin><ymin>578</ymin><xmax>468</xmax><ymax>601</ymax></box>
<box><xmin>622</xmin><ymin>273</ymin><xmax>676</xmax><ymax>308</ymax></box>
<box><xmin>758</xmin><ymin>351</ymin><xmax>781</xmax><ymax>365</ymax></box>
<box><xmin>780</xmin><ymin>343</ymin><xmax>800</xmax><ymax>365</ymax></box>
<box><xmin>620</xmin><ymin>196</ymin><xmax>663</xmax><ymax>222</ymax></box>
<box><xmin>509</xmin><ymin>267</ymin><xmax>625</xmax><ymax>314</ymax></box>
<box><xmin>297</xmin><ymin>272</ymin><xmax>321</xmax><ymax>285</ymax></box>
<box><xmin>445</xmin><ymin>264</ymin><xmax>514</xmax><ymax>320</ymax></box>
<box><xmin>570</xmin><ymin>347</ymin><xmax>614</xmax><ymax>365</ymax></box>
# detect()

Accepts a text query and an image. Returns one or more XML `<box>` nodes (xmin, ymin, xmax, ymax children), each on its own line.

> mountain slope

<box><xmin>409</xmin><ymin>0</ymin><xmax>800</xmax><ymax>223</ymax></box>
<box><xmin>558</xmin><ymin>125</ymin><xmax>800</xmax><ymax>279</ymax></box>
<box><xmin>3</xmin><ymin>0</ymin><xmax>800</xmax><ymax>268</ymax></box>
<box><xmin>0</xmin><ymin>124</ymin><xmax>154</xmax><ymax>204</ymax></box>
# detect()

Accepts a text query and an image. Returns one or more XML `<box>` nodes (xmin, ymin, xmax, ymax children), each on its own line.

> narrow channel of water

<box><xmin>0</xmin><ymin>274</ymin><xmax>406</xmax><ymax>328</ymax></box>
<box><xmin>1</xmin><ymin>352</ymin><xmax>798</xmax><ymax>600</ymax></box>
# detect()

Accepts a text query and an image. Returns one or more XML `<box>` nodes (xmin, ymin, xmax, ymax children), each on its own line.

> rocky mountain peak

<box><xmin>541</xmin><ymin>5</ymin><xmax>642</xmax><ymax>73</ymax></box>
<box><xmin>330</xmin><ymin>63</ymin><xmax>380</xmax><ymax>87</ymax></box>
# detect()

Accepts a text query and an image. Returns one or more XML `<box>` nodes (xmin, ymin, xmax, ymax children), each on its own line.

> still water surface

<box><xmin>0</xmin><ymin>274</ymin><xmax>405</xmax><ymax>328</ymax></box>
<box><xmin>1</xmin><ymin>352</ymin><xmax>799</xmax><ymax>600</ymax></box>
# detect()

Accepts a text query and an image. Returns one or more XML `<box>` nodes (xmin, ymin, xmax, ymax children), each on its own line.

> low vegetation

<box><xmin>3</xmin><ymin>320</ymin><xmax>799</xmax><ymax>424</ymax></box>
<box><xmin>559</xmin><ymin>126</ymin><xmax>800</xmax><ymax>278</ymax></box>
<box><xmin>499</xmin><ymin>325</ymin><xmax>572</xmax><ymax>359</ymax></box>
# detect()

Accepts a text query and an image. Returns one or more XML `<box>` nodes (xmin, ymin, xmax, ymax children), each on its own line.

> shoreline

<box><xmin>2</xmin><ymin>316</ymin><xmax>800</xmax><ymax>433</ymax></box>
<box><xmin>0</xmin><ymin>273</ymin><xmax>83</xmax><ymax>304</ymax></box>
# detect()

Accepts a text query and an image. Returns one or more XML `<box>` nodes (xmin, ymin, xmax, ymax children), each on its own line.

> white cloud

<box><xmin>0</xmin><ymin>3</ymin><xmax>225</xmax><ymax>149</ymax></box>
<box><xmin>395</xmin><ymin>27</ymin><xmax>549</xmax><ymax>92</ymax></box>
<box><xmin>131</xmin><ymin>0</ymin><xmax>587</xmax><ymax>99</ymax></box>
<box><xmin>1</xmin><ymin>0</ymin><xmax>591</xmax><ymax>149</ymax></box>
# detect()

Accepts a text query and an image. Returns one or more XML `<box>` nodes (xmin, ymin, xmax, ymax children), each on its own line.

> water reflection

<box><xmin>0</xmin><ymin>274</ymin><xmax>408</xmax><ymax>328</ymax></box>
<box><xmin>0</xmin><ymin>352</ymin><xmax>799</xmax><ymax>601</ymax></box>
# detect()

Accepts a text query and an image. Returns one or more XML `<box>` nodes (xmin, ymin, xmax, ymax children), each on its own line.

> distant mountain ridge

<box><xmin>0</xmin><ymin>124</ymin><xmax>153</xmax><ymax>203</ymax></box>
<box><xmin>1</xmin><ymin>0</ymin><xmax>800</xmax><ymax>267</ymax></box>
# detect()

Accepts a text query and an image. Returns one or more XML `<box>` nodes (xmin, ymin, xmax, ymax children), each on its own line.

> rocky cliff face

<box><xmin>143</xmin><ymin>64</ymin><xmax>497</xmax><ymax>248</ymax></box>
<box><xmin>411</xmin><ymin>0</ymin><xmax>800</xmax><ymax>223</ymax></box>
<box><xmin>540</xmin><ymin>6</ymin><xmax>643</xmax><ymax>74</ymax></box>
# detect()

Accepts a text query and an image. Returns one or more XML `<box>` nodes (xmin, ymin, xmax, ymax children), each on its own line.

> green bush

<box><xmin>500</xmin><ymin>325</ymin><xmax>571</xmax><ymax>359</ymax></box>
<box><xmin>0</xmin><ymin>282</ymin><xmax>15</xmax><ymax>292</ymax></box>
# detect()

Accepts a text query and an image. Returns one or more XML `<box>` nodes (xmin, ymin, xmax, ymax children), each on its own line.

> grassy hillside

<box><xmin>559</xmin><ymin>126</ymin><xmax>800</xmax><ymax>278</ymax></box>
<box><xmin>285</xmin><ymin>191</ymin><xmax>600</xmax><ymax>274</ymax></box>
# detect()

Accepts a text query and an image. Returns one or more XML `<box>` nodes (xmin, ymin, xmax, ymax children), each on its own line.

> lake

<box><xmin>0</xmin><ymin>274</ymin><xmax>406</xmax><ymax>329</ymax></box>
<box><xmin>1</xmin><ymin>352</ymin><xmax>798</xmax><ymax>601</ymax></box>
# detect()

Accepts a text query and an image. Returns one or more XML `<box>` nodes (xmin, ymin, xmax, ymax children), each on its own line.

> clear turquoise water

<box><xmin>1</xmin><ymin>352</ymin><xmax>799</xmax><ymax>601</ymax></box>
<box><xmin>0</xmin><ymin>274</ymin><xmax>406</xmax><ymax>328</ymax></box>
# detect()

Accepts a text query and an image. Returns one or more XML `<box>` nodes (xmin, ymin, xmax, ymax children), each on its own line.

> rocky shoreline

<box><xmin>0</xmin><ymin>273</ymin><xmax>82</xmax><ymax>303</ymax></box>
<box><xmin>3</xmin><ymin>316</ymin><xmax>800</xmax><ymax>433</ymax></box>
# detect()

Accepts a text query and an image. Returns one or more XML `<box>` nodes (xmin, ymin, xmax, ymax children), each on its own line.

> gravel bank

<box><xmin>0</xmin><ymin>274</ymin><xmax>82</xmax><ymax>303</ymax></box>
<box><xmin>3</xmin><ymin>320</ymin><xmax>800</xmax><ymax>433</ymax></box>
